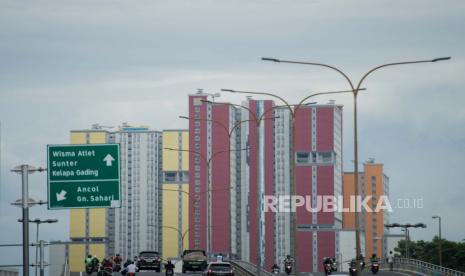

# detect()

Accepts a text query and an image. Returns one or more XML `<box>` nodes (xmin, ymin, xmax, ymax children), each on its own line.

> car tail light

<box><xmin>230</xmin><ymin>269</ymin><xmax>234</xmax><ymax>275</ymax></box>
<box><xmin>207</xmin><ymin>269</ymin><xmax>212</xmax><ymax>275</ymax></box>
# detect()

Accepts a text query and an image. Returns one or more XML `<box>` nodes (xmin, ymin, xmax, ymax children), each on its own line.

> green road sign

<box><xmin>47</xmin><ymin>144</ymin><xmax>120</xmax><ymax>209</ymax></box>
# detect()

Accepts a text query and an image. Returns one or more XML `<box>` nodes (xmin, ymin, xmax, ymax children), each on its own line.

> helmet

<box><xmin>116</xmin><ymin>253</ymin><xmax>120</xmax><ymax>256</ymax></box>
<box><xmin>88</xmin><ymin>254</ymin><xmax>92</xmax><ymax>258</ymax></box>
<box><xmin>286</xmin><ymin>255</ymin><xmax>291</xmax><ymax>258</ymax></box>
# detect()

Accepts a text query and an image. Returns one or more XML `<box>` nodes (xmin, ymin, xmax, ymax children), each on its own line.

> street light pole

<box><xmin>404</xmin><ymin>228</ymin><xmax>409</xmax><ymax>259</ymax></box>
<box><xmin>432</xmin><ymin>215</ymin><xmax>442</xmax><ymax>266</ymax></box>
<box><xmin>262</xmin><ymin>56</ymin><xmax>451</xmax><ymax>275</ymax></box>
<box><xmin>222</xmin><ymin>88</ymin><xmax>355</xmax><ymax>275</ymax></box>
<box><xmin>18</xmin><ymin>219</ymin><xmax>58</xmax><ymax>276</ymax></box>
<box><xmin>11</xmin><ymin>165</ymin><xmax>46</xmax><ymax>276</ymax></box>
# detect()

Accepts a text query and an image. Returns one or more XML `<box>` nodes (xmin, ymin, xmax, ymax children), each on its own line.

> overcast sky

<box><xmin>1</xmin><ymin>0</ymin><xmax>464</xmax><ymax>270</ymax></box>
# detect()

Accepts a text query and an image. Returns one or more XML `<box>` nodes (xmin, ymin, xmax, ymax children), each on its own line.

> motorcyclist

<box><xmin>124</xmin><ymin>259</ymin><xmax>132</xmax><ymax>268</ymax></box>
<box><xmin>85</xmin><ymin>254</ymin><xmax>94</xmax><ymax>274</ymax></box>
<box><xmin>350</xmin><ymin>259</ymin><xmax>356</xmax><ymax>268</ymax></box>
<box><xmin>323</xmin><ymin>257</ymin><xmax>333</xmax><ymax>274</ymax></box>
<box><xmin>358</xmin><ymin>254</ymin><xmax>365</xmax><ymax>269</ymax></box>
<box><xmin>113</xmin><ymin>253</ymin><xmax>123</xmax><ymax>264</ymax></box>
<box><xmin>349</xmin><ymin>259</ymin><xmax>357</xmax><ymax>276</ymax></box>
<box><xmin>165</xmin><ymin>260</ymin><xmax>175</xmax><ymax>274</ymax></box>
<box><xmin>331</xmin><ymin>257</ymin><xmax>337</xmax><ymax>271</ymax></box>
<box><xmin>284</xmin><ymin>255</ymin><xmax>293</xmax><ymax>274</ymax></box>
<box><xmin>91</xmin><ymin>255</ymin><xmax>100</xmax><ymax>271</ymax></box>
<box><xmin>102</xmin><ymin>258</ymin><xmax>113</xmax><ymax>270</ymax></box>
<box><xmin>113</xmin><ymin>254</ymin><xmax>123</xmax><ymax>271</ymax></box>
<box><xmin>370</xmin><ymin>254</ymin><xmax>379</xmax><ymax>264</ymax></box>
<box><xmin>96</xmin><ymin>258</ymin><xmax>112</xmax><ymax>276</ymax></box>
<box><xmin>126</xmin><ymin>261</ymin><xmax>137</xmax><ymax>275</ymax></box>
<box><xmin>284</xmin><ymin>255</ymin><xmax>294</xmax><ymax>265</ymax></box>
<box><xmin>85</xmin><ymin>254</ymin><xmax>93</xmax><ymax>267</ymax></box>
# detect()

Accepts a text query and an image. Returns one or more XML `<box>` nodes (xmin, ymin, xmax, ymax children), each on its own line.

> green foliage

<box><xmin>394</xmin><ymin>236</ymin><xmax>465</xmax><ymax>272</ymax></box>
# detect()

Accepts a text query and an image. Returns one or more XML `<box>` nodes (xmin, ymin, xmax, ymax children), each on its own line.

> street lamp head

<box><xmin>45</xmin><ymin>219</ymin><xmax>58</xmax><ymax>223</ymax></box>
<box><xmin>164</xmin><ymin>147</ymin><xmax>176</xmax><ymax>151</ymax></box>
<box><xmin>261</xmin><ymin>57</ymin><xmax>281</xmax><ymax>62</ymax></box>
<box><xmin>221</xmin><ymin>89</ymin><xmax>235</xmax><ymax>93</ymax></box>
<box><xmin>179</xmin><ymin>116</ymin><xmax>189</xmax><ymax>120</ymax></box>
<box><xmin>432</xmin><ymin>215</ymin><xmax>439</xmax><ymax>219</ymax></box>
<box><xmin>414</xmin><ymin>223</ymin><xmax>427</xmax><ymax>228</ymax></box>
<box><xmin>201</xmin><ymin>99</ymin><xmax>213</xmax><ymax>104</ymax></box>
<box><xmin>431</xmin><ymin>57</ymin><xmax>451</xmax><ymax>62</ymax></box>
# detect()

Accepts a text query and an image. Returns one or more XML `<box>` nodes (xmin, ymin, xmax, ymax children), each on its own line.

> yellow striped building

<box><xmin>162</xmin><ymin>130</ymin><xmax>189</xmax><ymax>259</ymax></box>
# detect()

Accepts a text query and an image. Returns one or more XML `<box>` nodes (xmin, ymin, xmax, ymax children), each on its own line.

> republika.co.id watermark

<box><xmin>263</xmin><ymin>195</ymin><xmax>423</xmax><ymax>213</ymax></box>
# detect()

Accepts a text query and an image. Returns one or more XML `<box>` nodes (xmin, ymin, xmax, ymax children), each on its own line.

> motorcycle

<box><xmin>284</xmin><ymin>263</ymin><xmax>292</xmax><ymax>275</ymax></box>
<box><xmin>324</xmin><ymin>263</ymin><xmax>332</xmax><ymax>275</ymax></box>
<box><xmin>349</xmin><ymin>267</ymin><xmax>357</xmax><ymax>276</ymax></box>
<box><xmin>165</xmin><ymin>268</ymin><xmax>174</xmax><ymax>276</ymax></box>
<box><xmin>96</xmin><ymin>267</ymin><xmax>113</xmax><ymax>276</ymax></box>
<box><xmin>272</xmin><ymin>267</ymin><xmax>279</xmax><ymax>274</ymax></box>
<box><xmin>371</xmin><ymin>262</ymin><xmax>379</xmax><ymax>274</ymax></box>
<box><xmin>113</xmin><ymin>263</ymin><xmax>121</xmax><ymax>272</ymax></box>
<box><xmin>85</xmin><ymin>264</ymin><xmax>94</xmax><ymax>275</ymax></box>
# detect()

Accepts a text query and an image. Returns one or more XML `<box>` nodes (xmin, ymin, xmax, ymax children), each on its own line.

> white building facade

<box><xmin>107</xmin><ymin>125</ymin><xmax>163</xmax><ymax>258</ymax></box>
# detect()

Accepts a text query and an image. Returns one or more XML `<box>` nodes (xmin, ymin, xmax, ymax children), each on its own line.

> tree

<box><xmin>394</xmin><ymin>236</ymin><xmax>465</xmax><ymax>272</ymax></box>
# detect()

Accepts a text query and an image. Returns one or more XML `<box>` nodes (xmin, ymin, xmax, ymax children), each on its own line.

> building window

<box><xmin>296</xmin><ymin>152</ymin><xmax>309</xmax><ymax>164</ymax></box>
<box><xmin>164</xmin><ymin>172</ymin><xmax>177</xmax><ymax>182</ymax></box>
<box><xmin>193</xmin><ymin>97</ymin><xmax>203</xmax><ymax>106</ymax></box>
<box><xmin>319</xmin><ymin>152</ymin><xmax>333</xmax><ymax>163</ymax></box>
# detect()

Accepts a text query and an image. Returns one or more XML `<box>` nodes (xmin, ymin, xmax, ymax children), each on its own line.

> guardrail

<box><xmin>231</xmin><ymin>260</ymin><xmax>274</xmax><ymax>276</ymax></box>
<box><xmin>394</xmin><ymin>258</ymin><xmax>465</xmax><ymax>276</ymax></box>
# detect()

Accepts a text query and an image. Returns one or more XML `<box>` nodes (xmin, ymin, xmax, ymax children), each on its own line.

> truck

<box><xmin>182</xmin><ymin>249</ymin><xmax>207</xmax><ymax>273</ymax></box>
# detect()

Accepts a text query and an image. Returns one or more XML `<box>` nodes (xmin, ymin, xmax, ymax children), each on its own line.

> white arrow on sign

<box><xmin>56</xmin><ymin>190</ymin><xmax>67</xmax><ymax>201</ymax></box>
<box><xmin>103</xmin><ymin>154</ymin><xmax>115</xmax><ymax>166</ymax></box>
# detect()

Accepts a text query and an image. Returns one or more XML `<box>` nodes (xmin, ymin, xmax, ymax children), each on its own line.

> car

<box><xmin>136</xmin><ymin>251</ymin><xmax>161</xmax><ymax>272</ymax></box>
<box><xmin>182</xmin><ymin>249</ymin><xmax>208</xmax><ymax>273</ymax></box>
<box><xmin>203</xmin><ymin>262</ymin><xmax>234</xmax><ymax>276</ymax></box>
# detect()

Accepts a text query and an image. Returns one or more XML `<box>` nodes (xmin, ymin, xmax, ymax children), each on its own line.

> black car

<box><xmin>203</xmin><ymin>262</ymin><xmax>234</xmax><ymax>276</ymax></box>
<box><xmin>136</xmin><ymin>251</ymin><xmax>161</xmax><ymax>272</ymax></box>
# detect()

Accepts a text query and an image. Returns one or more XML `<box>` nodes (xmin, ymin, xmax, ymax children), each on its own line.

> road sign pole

<box><xmin>39</xmin><ymin>240</ymin><xmax>44</xmax><ymax>276</ymax></box>
<box><xmin>21</xmin><ymin>165</ymin><xmax>30</xmax><ymax>276</ymax></box>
